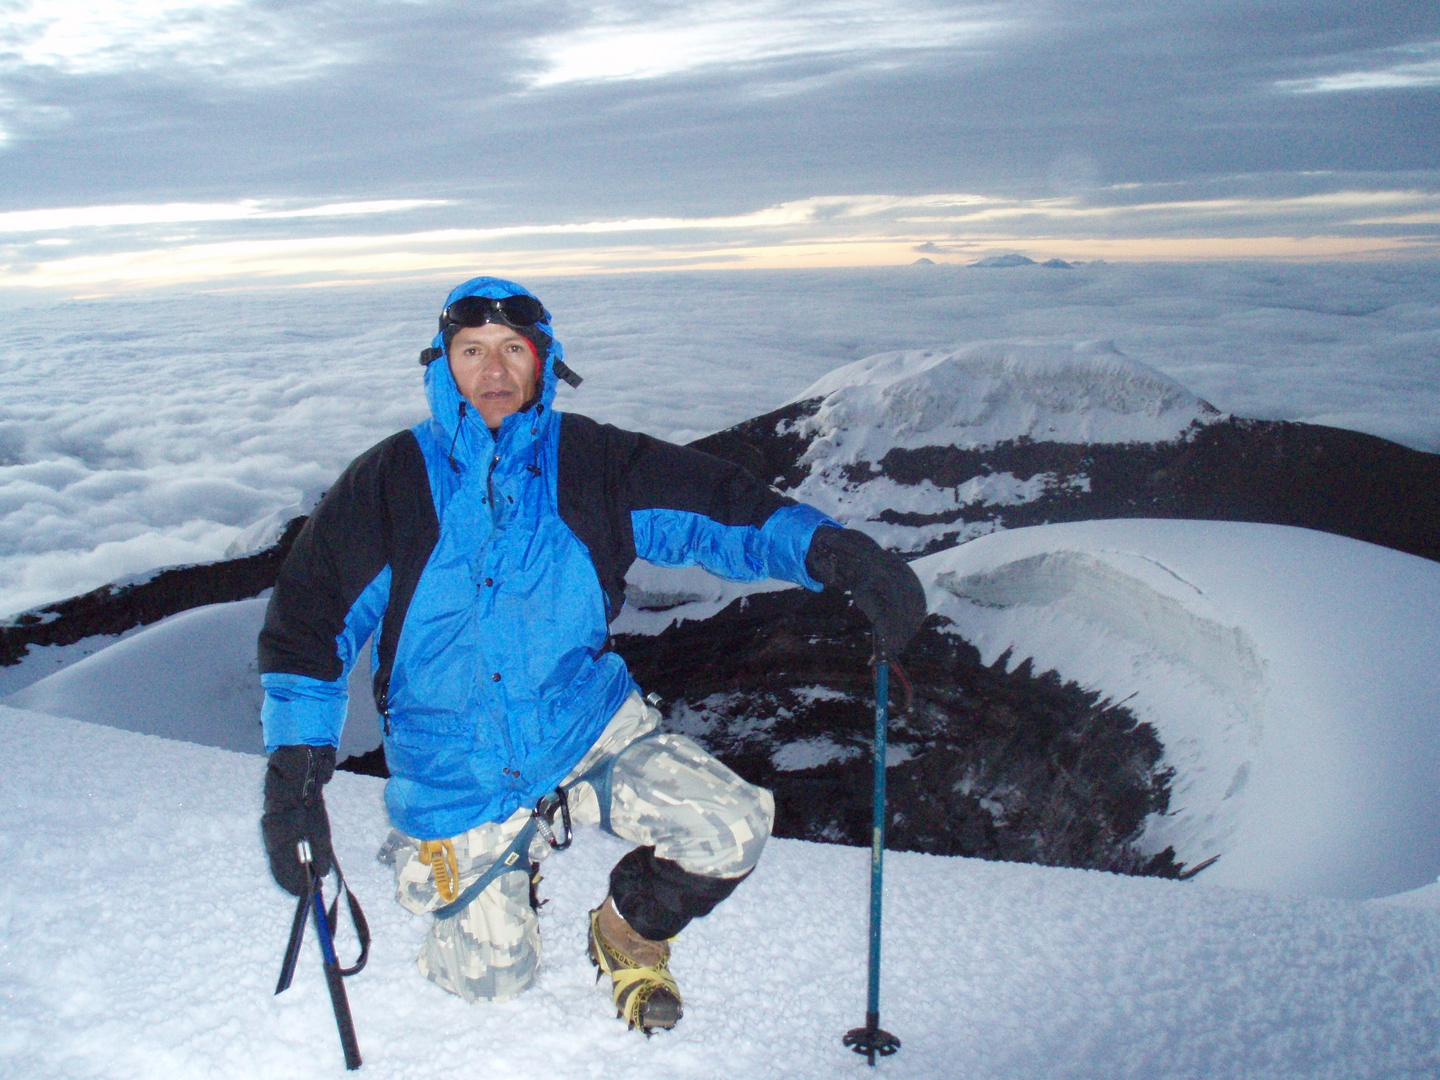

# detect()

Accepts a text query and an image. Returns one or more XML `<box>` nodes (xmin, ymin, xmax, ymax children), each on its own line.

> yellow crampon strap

<box><xmin>588</xmin><ymin>907</ymin><xmax>682</xmax><ymax>1029</ymax></box>
<box><xmin>607</xmin><ymin>965</ymin><xmax>682</xmax><ymax>1029</ymax></box>
<box><xmin>419</xmin><ymin>838</ymin><xmax>459</xmax><ymax>904</ymax></box>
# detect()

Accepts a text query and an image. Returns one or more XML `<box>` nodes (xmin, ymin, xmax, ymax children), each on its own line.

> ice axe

<box><xmin>275</xmin><ymin>840</ymin><xmax>370</xmax><ymax>1070</ymax></box>
<box><xmin>843</xmin><ymin>649</ymin><xmax>912</xmax><ymax>1066</ymax></box>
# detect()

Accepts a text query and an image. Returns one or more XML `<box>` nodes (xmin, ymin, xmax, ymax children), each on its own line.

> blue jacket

<box><xmin>259</xmin><ymin>277</ymin><xmax>837</xmax><ymax>839</ymax></box>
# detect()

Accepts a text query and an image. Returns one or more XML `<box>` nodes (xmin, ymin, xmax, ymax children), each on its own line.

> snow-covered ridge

<box><xmin>768</xmin><ymin>341</ymin><xmax>1222</xmax><ymax>553</ymax></box>
<box><xmin>787</xmin><ymin>340</ymin><xmax>1220</xmax><ymax>464</ymax></box>
<box><xmin>221</xmin><ymin>496</ymin><xmax>315</xmax><ymax>559</ymax></box>
<box><xmin>4</xmin><ymin>597</ymin><xmax>386</xmax><ymax>761</ymax></box>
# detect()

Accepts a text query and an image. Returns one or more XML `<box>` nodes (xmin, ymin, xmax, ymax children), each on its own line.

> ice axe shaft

<box><xmin>843</xmin><ymin>657</ymin><xmax>901</xmax><ymax>1065</ymax></box>
<box><xmin>312</xmin><ymin>877</ymin><xmax>362</xmax><ymax>1070</ymax></box>
<box><xmin>274</xmin><ymin>839</ymin><xmax>364</xmax><ymax>1070</ymax></box>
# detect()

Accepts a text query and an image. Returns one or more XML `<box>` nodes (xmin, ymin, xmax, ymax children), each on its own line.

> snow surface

<box><xmin>6</xmin><ymin>598</ymin><xmax>384</xmax><ymax>762</ymax></box>
<box><xmin>0</xmin><ymin>621</ymin><xmax>151</xmax><ymax>697</ymax></box>
<box><xmin>3</xmin><ymin>261</ymin><xmax>1439</xmax><ymax>615</ymax></box>
<box><xmin>2</xmin><ymin>705</ymin><xmax>1436</xmax><ymax>1080</ymax></box>
<box><xmin>920</xmin><ymin>519</ymin><xmax>1440</xmax><ymax>902</ymax></box>
<box><xmin>7</xmin><ymin>598</ymin><xmax>268</xmax><ymax>753</ymax></box>
<box><xmin>222</xmin><ymin>497</ymin><xmax>316</xmax><ymax>559</ymax></box>
<box><xmin>609</xmin><ymin>562</ymin><xmax>801</xmax><ymax>637</ymax></box>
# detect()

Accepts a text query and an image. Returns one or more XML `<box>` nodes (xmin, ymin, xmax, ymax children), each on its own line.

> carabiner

<box><xmin>533</xmin><ymin>787</ymin><xmax>573</xmax><ymax>850</ymax></box>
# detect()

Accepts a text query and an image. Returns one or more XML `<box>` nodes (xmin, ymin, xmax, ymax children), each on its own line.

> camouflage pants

<box><xmin>380</xmin><ymin>691</ymin><xmax>774</xmax><ymax>1003</ymax></box>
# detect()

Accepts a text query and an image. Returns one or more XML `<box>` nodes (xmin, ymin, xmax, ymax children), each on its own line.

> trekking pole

<box><xmin>274</xmin><ymin>840</ymin><xmax>368</xmax><ymax>1071</ymax></box>
<box><xmin>842</xmin><ymin>655</ymin><xmax>901</xmax><ymax>1066</ymax></box>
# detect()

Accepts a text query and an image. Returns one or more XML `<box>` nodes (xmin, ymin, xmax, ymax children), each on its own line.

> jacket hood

<box><xmin>422</xmin><ymin>276</ymin><xmax>565</xmax><ymax>449</ymax></box>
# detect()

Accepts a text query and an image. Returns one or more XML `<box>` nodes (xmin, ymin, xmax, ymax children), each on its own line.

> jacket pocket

<box><xmin>387</xmin><ymin>707</ymin><xmax>474</xmax><ymax>751</ymax></box>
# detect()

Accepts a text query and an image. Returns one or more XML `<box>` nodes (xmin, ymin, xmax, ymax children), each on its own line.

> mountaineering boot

<box><xmin>587</xmin><ymin>896</ymin><xmax>683</xmax><ymax>1033</ymax></box>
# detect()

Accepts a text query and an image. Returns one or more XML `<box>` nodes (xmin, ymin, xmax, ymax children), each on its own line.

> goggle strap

<box><xmin>553</xmin><ymin>359</ymin><xmax>584</xmax><ymax>389</ymax></box>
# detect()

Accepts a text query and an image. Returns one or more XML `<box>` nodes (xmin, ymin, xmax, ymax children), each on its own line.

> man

<box><xmin>258</xmin><ymin>276</ymin><xmax>926</xmax><ymax>1032</ymax></box>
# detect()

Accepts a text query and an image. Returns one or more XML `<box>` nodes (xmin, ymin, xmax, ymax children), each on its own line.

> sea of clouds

<box><xmin>1</xmin><ymin>260</ymin><xmax>1437</xmax><ymax>616</ymax></box>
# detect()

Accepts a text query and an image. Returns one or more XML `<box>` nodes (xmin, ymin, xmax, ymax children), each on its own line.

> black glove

<box><xmin>805</xmin><ymin>526</ymin><xmax>927</xmax><ymax>659</ymax></box>
<box><xmin>261</xmin><ymin>743</ymin><xmax>336</xmax><ymax>895</ymax></box>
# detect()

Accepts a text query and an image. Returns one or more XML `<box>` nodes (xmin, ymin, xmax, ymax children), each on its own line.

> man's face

<box><xmin>447</xmin><ymin>322</ymin><xmax>539</xmax><ymax>428</ymax></box>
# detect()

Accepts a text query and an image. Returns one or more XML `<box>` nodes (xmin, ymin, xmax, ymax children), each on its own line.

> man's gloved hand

<box><xmin>261</xmin><ymin>743</ymin><xmax>336</xmax><ymax>895</ymax></box>
<box><xmin>805</xmin><ymin>526</ymin><xmax>927</xmax><ymax>659</ymax></box>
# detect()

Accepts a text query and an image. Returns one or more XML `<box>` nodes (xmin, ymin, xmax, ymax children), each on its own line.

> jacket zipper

<box><xmin>486</xmin><ymin>450</ymin><xmax>501</xmax><ymax>522</ymax></box>
<box><xmin>480</xmin><ymin>448</ymin><xmax>516</xmax><ymax>774</ymax></box>
<box><xmin>376</xmin><ymin>680</ymin><xmax>392</xmax><ymax>736</ymax></box>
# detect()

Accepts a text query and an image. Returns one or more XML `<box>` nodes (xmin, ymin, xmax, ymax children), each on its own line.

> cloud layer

<box><xmin>523</xmin><ymin>1</ymin><xmax>1010</xmax><ymax>88</ymax></box>
<box><xmin>2</xmin><ymin>261</ymin><xmax>1437</xmax><ymax>616</ymax></box>
<box><xmin>4</xmin><ymin>187</ymin><xmax>1439</xmax><ymax>292</ymax></box>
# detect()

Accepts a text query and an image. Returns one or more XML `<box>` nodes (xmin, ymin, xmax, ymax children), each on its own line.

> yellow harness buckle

<box><xmin>419</xmin><ymin>838</ymin><xmax>459</xmax><ymax>904</ymax></box>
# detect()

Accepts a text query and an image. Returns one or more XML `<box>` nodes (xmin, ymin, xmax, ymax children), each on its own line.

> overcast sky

<box><xmin>2</xmin><ymin>0</ymin><xmax>1438</xmax><ymax>292</ymax></box>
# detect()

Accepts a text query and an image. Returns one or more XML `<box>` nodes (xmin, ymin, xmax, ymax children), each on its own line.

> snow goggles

<box><xmin>440</xmin><ymin>293</ymin><xmax>548</xmax><ymax>332</ymax></box>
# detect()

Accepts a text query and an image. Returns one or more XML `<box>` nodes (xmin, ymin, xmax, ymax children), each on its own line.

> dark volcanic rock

<box><xmin>1</xmin><ymin>516</ymin><xmax>308</xmax><ymax>667</ymax></box>
<box><xmin>693</xmin><ymin>406</ymin><xmax>1440</xmax><ymax>563</ymax></box>
<box><xmin>614</xmin><ymin>586</ymin><xmax>1179</xmax><ymax>876</ymax></box>
<box><xmin>690</xmin><ymin>399</ymin><xmax>821</xmax><ymax>491</ymax></box>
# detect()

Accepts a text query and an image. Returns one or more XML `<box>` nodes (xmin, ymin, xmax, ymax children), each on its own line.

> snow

<box><xmin>609</xmin><ymin>562</ymin><xmax>800</xmax><ymax>636</ymax></box>
<box><xmin>0</xmin><ymin>623</ymin><xmax>149</xmax><ymax>697</ymax></box>
<box><xmin>772</xmin><ymin>735</ymin><xmax>860</xmax><ymax>771</ymax></box>
<box><xmin>920</xmin><ymin>520</ymin><xmax>1440</xmax><ymax>902</ymax></box>
<box><xmin>222</xmin><ymin>496</ymin><xmax>318</xmax><ymax>559</ymax></box>
<box><xmin>790</xmin><ymin>341</ymin><xmax>1215</xmax><ymax>456</ymax></box>
<box><xmin>2</xmin><ymin>705</ymin><xmax>1436</xmax><ymax>1080</ymax></box>
<box><xmin>5</xmin><ymin>599</ymin><xmax>384</xmax><ymax>762</ymax></box>
<box><xmin>781</xmin><ymin>340</ymin><xmax>1191</xmax><ymax>551</ymax></box>
<box><xmin>3</xmin><ymin>260</ymin><xmax>1440</xmax><ymax>615</ymax></box>
<box><xmin>6</xmin><ymin>598</ymin><xmax>269</xmax><ymax>753</ymax></box>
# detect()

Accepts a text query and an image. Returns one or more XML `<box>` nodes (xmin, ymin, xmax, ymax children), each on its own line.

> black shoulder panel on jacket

<box><xmin>556</xmin><ymin>413</ymin><xmax>792</xmax><ymax>622</ymax></box>
<box><xmin>258</xmin><ymin>431</ymin><xmax>437</xmax><ymax>686</ymax></box>
<box><xmin>557</xmin><ymin>414</ymin><xmax>635</xmax><ymax>621</ymax></box>
<box><xmin>616</xmin><ymin>427</ymin><xmax>791</xmax><ymax>526</ymax></box>
<box><xmin>373</xmin><ymin>435</ymin><xmax>439</xmax><ymax>708</ymax></box>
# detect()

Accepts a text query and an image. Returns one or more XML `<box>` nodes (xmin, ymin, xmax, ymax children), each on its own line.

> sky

<box><xmin>2</xmin><ymin>1</ymin><xmax>1439</xmax><ymax>292</ymax></box>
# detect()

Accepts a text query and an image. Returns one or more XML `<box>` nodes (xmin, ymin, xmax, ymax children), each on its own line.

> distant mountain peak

<box><xmin>970</xmin><ymin>253</ymin><xmax>1036</xmax><ymax>267</ymax></box>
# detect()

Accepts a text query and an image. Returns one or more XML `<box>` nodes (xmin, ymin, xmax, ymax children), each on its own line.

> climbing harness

<box><xmin>430</xmin><ymin>729</ymin><xmax>666</xmax><ymax>921</ymax></box>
